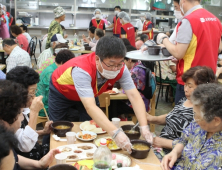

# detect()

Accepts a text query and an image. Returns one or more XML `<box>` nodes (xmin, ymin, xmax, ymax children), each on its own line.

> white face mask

<box><xmin>114</xmin><ymin>11</ymin><xmax>119</xmax><ymax>15</ymax></box>
<box><xmin>180</xmin><ymin>3</ymin><xmax>185</xmax><ymax>15</ymax></box>
<box><xmin>174</xmin><ymin>10</ymin><xmax>183</xmax><ymax>20</ymax></box>
<box><xmin>98</xmin><ymin>59</ymin><xmax>120</xmax><ymax>79</ymax></box>
<box><xmin>140</xmin><ymin>17</ymin><xmax>145</xmax><ymax>21</ymax></box>
<box><xmin>95</xmin><ymin>14</ymin><xmax>101</xmax><ymax>19</ymax></box>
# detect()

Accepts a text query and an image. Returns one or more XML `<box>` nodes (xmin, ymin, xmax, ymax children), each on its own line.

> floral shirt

<box><xmin>172</xmin><ymin>122</ymin><xmax>222</xmax><ymax>170</ymax></box>
<box><xmin>38</xmin><ymin>56</ymin><xmax>55</xmax><ymax>75</ymax></box>
<box><xmin>124</xmin><ymin>61</ymin><xmax>150</xmax><ymax>112</ymax></box>
<box><xmin>156</xmin><ymin>61</ymin><xmax>176</xmax><ymax>80</ymax></box>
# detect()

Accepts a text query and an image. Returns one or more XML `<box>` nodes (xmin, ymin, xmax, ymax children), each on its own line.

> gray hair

<box><xmin>118</xmin><ymin>11</ymin><xmax>130</xmax><ymax>23</ymax></box>
<box><xmin>191</xmin><ymin>83</ymin><xmax>222</xmax><ymax>122</ymax></box>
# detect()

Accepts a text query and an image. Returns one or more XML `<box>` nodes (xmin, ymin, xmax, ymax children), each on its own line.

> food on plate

<box><xmin>77</xmin><ymin>146</ymin><xmax>93</xmax><ymax>150</ymax></box>
<box><xmin>112</xmin><ymin>153</ymin><xmax>116</xmax><ymax>160</ymax></box>
<box><xmin>81</xmin><ymin>121</ymin><xmax>105</xmax><ymax>133</ymax></box>
<box><xmin>96</xmin><ymin>137</ymin><xmax>119</xmax><ymax>150</ymax></box>
<box><xmin>132</xmin><ymin>143</ymin><xmax>150</xmax><ymax>150</ymax></box>
<box><xmin>61</xmin><ymin>147</ymin><xmax>72</xmax><ymax>152</ymax></box>
<box><xmin>111</xmin><ymin>153</ymin><xmax>130</xmax><ymax>168</ymax></box>
<box><xmin>124</xmin><ymin>130</ymin><xmax>139</xmax><ymax>134</ymax></box>
<box><xmin>74</xmin><ymin>160</ymin><xmax>93</xmax><ymax>170</ymax></box>
<box><xmin>74</xmin><ymin>150</ymin><xmax>82</xmax><ymax>153</ymax></box>
<box><xmin>78</xmin><ymin>132</ymin><xmax>96</xmax><ymax>140</ymax></box>
<box><xmin>105</xmin><ymin>90</ymin><xmax>116</xmax><ymax>94</ymax></box>
<box><xmin>68</xmin><ymin>155</ymin><xmax>78</xmax><ymax>159</ymax></box>
<box><xmin>117</xmin><ymin>163</ymin><xmax>122</xmax><ymax>168</ymax></box>
<box><xmin>86</xmin><ymin>153</ymin><xmax>94</xmax><ymax>157</ymax></box>
<box><xmin>55</xmin><ymin>125</ymin><xmax>70</xmax><ymax>129</ymax></box>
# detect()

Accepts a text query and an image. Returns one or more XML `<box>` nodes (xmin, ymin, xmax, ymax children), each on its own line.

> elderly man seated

<box><xmin>3</xmin><ymin>38</ymin><xmax>31</xmax><ymax>73</ymax></box>
<box><xmin>161</xmin><ymin>83</ymin><xmax>222</xmax><ymax>170</ymax></box>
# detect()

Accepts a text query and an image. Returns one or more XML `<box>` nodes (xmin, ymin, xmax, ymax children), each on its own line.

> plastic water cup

<box><xmin>55</xmin><ymin>154</ymin><xmax>67</xmax><ymax>164</ymax></box>
<box><xmin>66</xmin><ymin>132</ymin><xmax>76</xmax><ymax>144</ymax></box>
<box><xmin>112</xmin><ymin>118</ymin><xmax>120</xmax><ymax>128</ymax></box>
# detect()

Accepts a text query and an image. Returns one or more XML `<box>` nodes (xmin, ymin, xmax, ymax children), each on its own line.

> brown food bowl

<box><xmin>85</xmin><ymin>46</ymin><xmax>91</xmax><ymax>51</ymax></box>
<box><xmin>121</xmin><ymin>125</ymin><xmax>141</xmax><ymax>140</ymax></box>
<box><xmin>49</xmin><ymin>164</ymin><xmax>77</xmax><ymax>170</ymax></box>
<box><xmin>162</xmin><ymin>47</ymin><xmax>171</xmax><ymax>56</ymax></box>
<box><xmin>84</xmin><ymin>43</ymin><xmax>89</xmax><ymax>47</ymax></box>
<box><xmin>130</xmin><ymin>140</ymin><xmax>151</xmax><ymax>159</ymax></box>
<box><xmin>51</xmin><ymin>121</ymin><xmax>74</xmax><ymax>137</ymax></box>
<box><xmin>148</xmin><ymin>46</ymin><xmax>161</xmax><ymax>55</ymax></box>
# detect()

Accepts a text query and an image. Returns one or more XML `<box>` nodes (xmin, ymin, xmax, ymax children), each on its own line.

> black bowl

<box><xmin>85</xmin><ymin>46</ymin><xmax>92</xmax><ymax>51</ymax></box>
<box><xmin>121</xmin><ymin>125</ymin><xmax>141</xmax><ymax>140</ymax></box>
<box><xmin>49</xmin><ymin>164</ymin><xmax>77</xmax><ymax>170</ymax></box>
<box><xmin>148</xmin><ymin>46</ymin><xmax>161</xmax><ymax>55</ymax></box>
<box><xmin>84</xmin><ymin>43</ymin><xmax>89</xmax><ymax>47</ymax></box>
<box><xmin>130</xmin><ymin>140</ymin><xmax>151</xmax><ymax>159</ymax></box>
<box><xmin>51</xmin><ymin>121</ymin><xmax>74</xmax><ymax>137</ymax></box>
<box><xmin>162</xmin><ymin>47</ymin><xmax>171</xmax><ymax>56</ymax></box>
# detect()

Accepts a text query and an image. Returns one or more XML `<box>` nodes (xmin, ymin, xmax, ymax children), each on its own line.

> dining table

<box><xmin>50</xmin><ymin>121</ymin><xmax>161</xmax><ymax>170</ymax></box>
<box><xmin>0</xmin><ymin>64</ymin><xmax>6</xmax><ymax>71</ymax></box>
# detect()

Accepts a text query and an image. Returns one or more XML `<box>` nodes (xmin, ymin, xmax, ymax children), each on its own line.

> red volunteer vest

<box><xmin>52</xmin><ymin>52</ymin><xmax>125</xmax><ymax>101</ymax></box>
<box><xmin>176</xmin><ymin>8</ymin><xmax>222</xmax><ymax>85</ymax></box>
<box><xmin>91</xmin><ymin>19</ymin><xmax>105</xmax><ymax>30</ymax></box>
<box><xmin>142</xmin><ymin>21</ymin><xmax>154</xmax><ymax>40</ymax></box>
<box><xmin>113</xmin><ymin>16</ymin><xmax>122</xmax><ymax>35</ymax></box>
<box><xmin>121</xmin><ymin>23</ymin><xmax>136</xmax><ymax>47</ymax></box>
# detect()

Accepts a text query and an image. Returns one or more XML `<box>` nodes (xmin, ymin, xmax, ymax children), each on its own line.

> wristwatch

<box><xmin>161</xmin><ymin>36</ymin><xmax>168</xmax><ymax>44</ymax></box>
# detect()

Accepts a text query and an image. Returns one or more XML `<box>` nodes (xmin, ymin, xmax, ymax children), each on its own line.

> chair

<box><xmin>39</xmin><ymin>39</ymin><xmax>42</xmax><ymax>53</ymax></box>
<box><xmin>98</xmin><ymin>93</ymin><xmax>110</xmax><ymax>118</ymax></box>
<box><xmin>37</xmin><ymin>116</ymin><xmax>48</xmax><ymax>127</ymax></box>
<box><xmin>27</xmin><ymin>36</ymin><xmax>37</xmax><ymax>64</ymax></box>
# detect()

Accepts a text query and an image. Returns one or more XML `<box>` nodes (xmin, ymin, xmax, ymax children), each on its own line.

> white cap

<box><xmin>100</xmin><ymin>138</ymin><xmax>107</xmax><ymax>146</ymax></box>
<box><xmin>51</xmin><ymin>34</ymin><xmax>67</xmax><ymax>43</ymax></box>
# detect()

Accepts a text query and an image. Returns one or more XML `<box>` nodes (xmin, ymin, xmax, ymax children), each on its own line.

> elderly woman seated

<box><xmin>147</xmin><ymin>66</ymin><xmax>215</xmax><ymax>159</ymax></box>
<box><xmin>161</xmin><ymin>83</ymin><xmax>222</xmax><ymax>169</ymax></box>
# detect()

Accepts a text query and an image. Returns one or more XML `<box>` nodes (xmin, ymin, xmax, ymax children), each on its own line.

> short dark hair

<box><xmin>114</xmin><ymin>6</ymin><xmax>121</xmax><ymax>10</ymax></box>
<box><xmin>96</xmin><ymin>36</ymin><xmax>126</xmax><ymax>60</ymax></box>
<box><xmin>10</xmin><ymin>25</ymin><xmax>22</xmax><ymax>35</ymax></box>
<box><xmin>19</xmin><ymin>24</ymin><xmax>28</xmax><ymax>32</ymax></box>
<box><xmin>55</xmin><ymin>49</ymin><xmax>75</xmax><ymax>64</ymax></box>
<box><xmin>53</xmin><ymin>43</ymin><xmax>69</xmax><ymax>56</ymax></box>
<box><xmin>191</xmin><ymin>83</ymin><xmax>222</xmax><ymax>122</ymax></box>
<box><xmin>182</xmin><ymin>66</ymin><xmax>215</xmax><ymax>85</ymax></box>
<box><xmin>0</xmin><ymin>80</ymin><xmax>28</xmax><ymax>124</ymax></box>
<box><xmin>95</xmin><ymin>28</ymin><xmax>104</xmax><ymax>38</ymax></box>
<box><xmin>121</xmin><ymin>38</ymin><xmax>131</xmax><ymax>46</ymax></box>
<box><xmin>124</xmin><ymin>46</ymin><xmax>137</xmax><ymax>63</ymax></box>
<box><xmin>140</xmin><ymin>34</ymin><xmax>148</xmax><ymax>42</ymax></box>
<box><xmin>153</xmin><ymin>34</ymin><xmax>158</xmax><ymax>44</ymax></box>
<box><xmin>6</xmin><ymin>66</ymin><xmax>39</xmax><ymax>89</ymax></box>
<box><xmin>0</xmin><ymin>124</ymin><xmax>18</xmax><ymax>165</ymax></box>
<box><xmin>173</xmin><ymin>0</ymin><xmax>180</xmax><ymax>4</ymax></box>
<box><xmin>60</xmin><ymin>24</ymin><xmax>65</xmax><ymax>30</ymax></box>
<box><xmin>2</xmin><ymin>38</ymin><xmax>16</xmax><ymax>47</ymax></box>
<box><xmin>89</xmin><ymin>26</ymin><xmax>96</xmax><ymax>34</ymax></box>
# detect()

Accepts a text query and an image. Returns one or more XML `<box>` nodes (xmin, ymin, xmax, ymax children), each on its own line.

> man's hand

<box><xmin>64</xmin><ymin>34</ymin><xmax>68</xmax><ymax>39</ymax></box>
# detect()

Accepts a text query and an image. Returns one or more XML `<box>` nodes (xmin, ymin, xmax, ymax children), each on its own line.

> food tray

<box><xmin>57</xmin><ymin>143</ymin><xmax>97</xmax><ymax>162</ymax></box>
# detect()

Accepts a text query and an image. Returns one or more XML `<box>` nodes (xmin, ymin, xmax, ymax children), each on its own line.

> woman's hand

<box><xmin>38</xmin><ymin>149</ymin><xmax>60</xmax><ymax>168</ymax></box>
<box><xmin>30</xmin><ymin>96</ymin><xmax>44</xmax><ymax>114</ymax></box>
<box><xmin>139</xmin><ymin>125</ymin><xmax>153</xmax><ymax>144</ymax></box>
<box><xmin>161</xmin><ymin>151</ymin><xmax>177</xmax><ymax>170</ymax></box>
<box><xmin>83</xmin><ymin>38</ymin><xmax>90</xmax><ymax>44</ymax></box>
<box><xmin>152</xmin><ymin>136</ymin><xmax>164</xmax><ymax>148</ymax></box>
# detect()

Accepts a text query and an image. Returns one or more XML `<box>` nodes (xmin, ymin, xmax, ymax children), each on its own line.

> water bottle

<box><xmin>74</xmin><ymin>33</ymin><xmax>78</xmax><ymax>45</ymax></box>
<box><xmin>93</xmin><ymin>138</ymin><xmax>112</xmax><ymax>170</ymax></box>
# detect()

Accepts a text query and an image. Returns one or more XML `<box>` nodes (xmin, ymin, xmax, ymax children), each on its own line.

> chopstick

<box><xmin>43</xmin><ymin>107</ymin><xmax>50</xmax><ymax>121</ymax></box>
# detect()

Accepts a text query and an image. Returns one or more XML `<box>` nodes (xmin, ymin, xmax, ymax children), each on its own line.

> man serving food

<box><xmin>48</xmin><ymin>36</ymin><xmax>152</xmax><ymax>153</ymax></box>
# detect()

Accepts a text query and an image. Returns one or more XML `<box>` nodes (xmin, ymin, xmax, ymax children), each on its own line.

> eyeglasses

<box><xmin>101</xmin><ymin>60</ymin><xmax>124</xmax><ymax>70</ymax></box>
<box><xmin>193</xmin><ymin>111</ymin><xmax>204</xmax><ymax>123</ymax></box>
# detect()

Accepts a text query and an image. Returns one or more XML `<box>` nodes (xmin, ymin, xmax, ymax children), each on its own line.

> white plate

<box><xmin>79</xmin><ymin>122</ymin><xmax>107</xmax><ymax>134</ymax></box>
<box><xmin>70</xmin><ymin>47</ymin><xmax>81</xmax><ymax>51</ymax></box>
<box><xmin>76</xmin><ymin>131</ymin><xmax>97</xmax><ymax>141</ymax></box>
<box><xmin>94</xmin><ymin>136</ymin><xmax>121</xmax><ymax>151</ymax></box>
<box><xmin>111</xmin><ymin>153</ymin><xmax>132</xmax><ymax>169</ymax></box>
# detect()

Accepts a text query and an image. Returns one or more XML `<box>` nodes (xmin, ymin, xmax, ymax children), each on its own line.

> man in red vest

<box><xmin>89</xmin><ymin>9</ymin><xmax>105</xmax><ymax>34</ymax></box>
<box><xmin>157</xmin><ymin>0</ymin><xmax>222</xmax><ymax>104</ymax></box>
<box><xmin>49</xmin><ymin>36</ymin><xmax>153</xmax><ymax>152</ymax></box>
<box><xmin>118</xmin><ymin>11</ymin><xmax>136</xmax><ymax>47</ymax></box>
<box><xmin>107</xmin><ymin>6</ymin><xmax>122</xmax><ymax>38</ymax></box>
<box><xmin>137</xmin><ymin>13</ymin><xmax>154</xmax><ymax>40</ymax></box>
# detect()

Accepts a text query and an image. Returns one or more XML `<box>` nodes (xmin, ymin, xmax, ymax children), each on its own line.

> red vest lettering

<box><xmin>176</xmin><ymin>8</ymin><xmax>222</xmax><ymax>85</ymax></box>
<box><xmin>91</xmin><ymin>19</ymin><xmax>105</xmax><ymax>30</ymax></box>
<box><xmin>52</xmin><ymin>52</ymin><xmax>125</xmax><ymax>101</ymax></box>
<box><xmin>142</xmin><ymin>21</ymin><xmax>154</xmax><ymax>40</ymax></box>
<box><xmin>121</xmin><ymin>23</ymin><xmax>135</xmax><ymax>47</ymax></box>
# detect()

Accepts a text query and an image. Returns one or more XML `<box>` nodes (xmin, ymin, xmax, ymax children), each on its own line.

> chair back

<box><xmin>39</xmin><ymin>39</ymin><xmax>42</xmax><ymax>53</ymax></box>
<box><xmin>27</xmin><ymin>36</ymin><xmax>37</xmax><ymax>57</ymax></box>
<box><xmin>98</xmin><ymin>93</ymin><xmax>110</xmax><ymax>107</ymax></box>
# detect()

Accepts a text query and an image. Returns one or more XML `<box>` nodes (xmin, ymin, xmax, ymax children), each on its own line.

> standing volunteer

<box><xmin>157</xmin><ymin>0</ymin><xmax>222</xmax><ymax>104</ymax></box>
<box><xmin>48</xmin><ymin>36</ymin><xmax>153</xmax><ymax>153</ymax></box>
<box><xmin>138</xmin><ymin>13</ymin><xmax>153</xmax><ymax>40</ymax></box>
<box><xmin>107</xmin><ymin>6</ymin><xmax>122</xmax><ymax>37</ymax></box>
<box><xmin>89</xmin><ymin>9</ymin><xmax>105</xmax><ymax>34</ymax></box>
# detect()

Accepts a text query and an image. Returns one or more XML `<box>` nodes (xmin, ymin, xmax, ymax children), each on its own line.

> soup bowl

<box><xmin>51</xmin><ymin>121</ymin><xmax>74</xmax><ymax>137</ymax></box>
<box><xmin>130</xmin><ymin>139</ymin><xmax>151</xmax><ymax>159</ymax></box>
<box><xmin>49</xmin><ymin>164</ymin><xmax>77</xmax><ymax>170</ymax></box>
<box><xmin>121</xmin><ymin>125</ymin><xmax>141</xmax><ymax>140</ymax></box>
<box><xmin>162</xmin><ymin>47</ymin><xmax>171</xmax><ymax>56</ymax></box>
<box><xmin>148</xmin><ymin>46</ymin><xmax>161</xmax><ymax>55</ymax></box>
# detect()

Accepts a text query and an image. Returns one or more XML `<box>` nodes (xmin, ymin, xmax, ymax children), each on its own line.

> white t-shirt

<box><xmin>22</xmin><ymin>32</ymin><xmax>32</xmax><ymax>44</ymax></box>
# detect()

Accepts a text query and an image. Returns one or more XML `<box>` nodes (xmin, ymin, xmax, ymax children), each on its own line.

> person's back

<box><xmin>16</xmin><ymin>33</ymin><xmax>29</xmax><ymax>51</ymax></box>
<box><xmin>121</xmin><ymin>23</ymin><xmax>135</xmax><ymax>47</ymax></box>
<box><xmin>22</xmin><ymin>32</ymin><xmax>31</xmax><ymax>44</ymax></box>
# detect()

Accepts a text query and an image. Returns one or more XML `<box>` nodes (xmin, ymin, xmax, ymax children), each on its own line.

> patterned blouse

<box><xmin>172</xmin><ymin>122</ymin><xmax>222</xmax><ymax>170</ymax></box>
<box><xmin>38</xmin><ymin>56</ymin><xmax>55</xmax><ymax>75</ymax></box>
<box><xmin>45</xmin><ymin>20</ymin><xmax>63</xmax><ymax>49</ymax></box>
<box><xmin>155</xmin><ymin>60</ymin><xmax>176</xmax><ymax>80</ymax></box>
<box><xmin>124</xmin><ymin>61</ymin><xmax>150</xmax><ymax>112</ymax></box>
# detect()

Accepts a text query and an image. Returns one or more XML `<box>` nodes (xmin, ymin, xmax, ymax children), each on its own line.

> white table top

<box><xmin>126</xmin><ymin>50</ymin><xmax>172</xmax><ymax>61</ymax></box>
